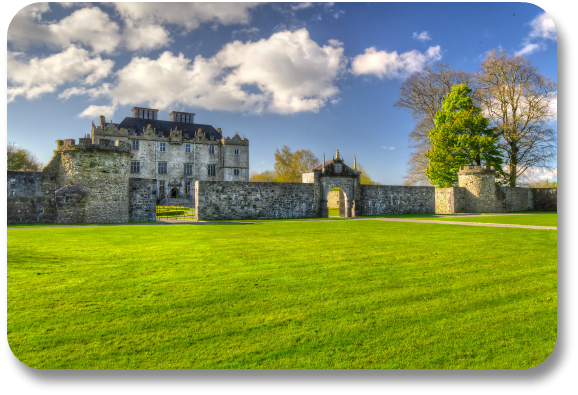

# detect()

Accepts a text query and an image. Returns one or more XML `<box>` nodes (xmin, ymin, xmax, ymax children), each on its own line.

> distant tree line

<box><xmin>7</xmin><ymin>142</ymin><xmax>43</xmax><ymax>171</ymax></box>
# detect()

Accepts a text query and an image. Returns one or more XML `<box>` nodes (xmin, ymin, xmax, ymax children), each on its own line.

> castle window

<box><xmin>184</xmin><ymin>163</ymin><xmax>193</xmax><ymax>176</ymax></box>
<box><xmin>158</xmin><ymin>162</ymin><xmax>168</xmax><ymax>174</ymax></box>
<box><xmin>159</xmin><ymin>181</ymin><xmax>165</xmax><ymax>196</ymax></box>
<box><xmin>185</xmin><ymin>143</ymin><xmax>191</xmax><ymax>153</ymax></box>
<box><xmin>184</xmin><ymin>133</ymin><xmax>189</xmax><ymax>139</ymax></box>
<box><xmin>158</xmin><ymin>131</ymin><xmax>163</xmax><ymax>137</ymax></box>
<box><xmin>159</xmin><ymin>142</ymin><xmax>166</xmax><ymax>152</ymax></box>
<box><xmin>234</xmin><ymin>149</ymin><xmax>239</xmax><ymax>155</ymax></box>
<box><xmin>210</xmin><ymin>135</ymin><xmax>214</xmax><ymax>141</ymax></box>
<box><xmin>234</xmin><ymin>168</ymin><xmax>240</xmax><ymax>176</ymax></box>
<box><xmin>130</xmin><ymin>161</ymin><xmax>140</xmax><ymax>174</ymax></box>
<box><xmin>209</xmin><ymin>145</ymin><xmax>215</xmax><ymax>154</ymax></box>
<box><xmin>132</xmin><ymin>140</ymin><xmax>139</xmax><ymax>150</ymax></box>
<box><xmin>185</xmin><ymin>181</ymin><xmax>191</xmax><ymax>196</ymax></box>
<box><xmin>129</xmin><ymin>128</ymin><xmax>136</xmax><ymax>135</ymax></box>
<box><xmin>208</xmin><ymin>164</ymin><xmax>216</xmax><ymax>177</ymax></box>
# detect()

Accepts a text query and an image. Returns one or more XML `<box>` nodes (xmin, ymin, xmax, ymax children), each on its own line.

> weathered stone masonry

<box><xmin>7</xmin><ymin>139</ymin><xmax>156</xmax><ymax>224</ymax></box>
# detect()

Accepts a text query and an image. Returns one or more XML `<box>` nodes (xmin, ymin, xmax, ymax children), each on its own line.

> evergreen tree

<box><xmin>424</xmin><ymin>84</ymin><xmax>503</xmax><ymax>187</ymax></box>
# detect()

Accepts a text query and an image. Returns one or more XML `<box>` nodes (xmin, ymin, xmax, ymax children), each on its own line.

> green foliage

<box><xmin>274</xmin><ymin>146</ymin><xmax>319</xmax><ymax>182</ymax></box>
<box><xmin>527</xmin><ymin>179</ymin><xmax>557</xmax><ymax>189</ymax></box>
<box><xmin>7</xmin><ymin>142</ymin><xmax>43</xmax><ymax>171</ymax></box>
<box><xmin>424</xmin><ymin>84</ymin><xmax>504</xmax><ymax>187</ymax></box>
<box><xmin>8</xmin><ymin>221</ymin><xmax>556</xmax><ymax>368</ymax></box>
<box><xmin>249</xmin><ymin>170</ymin><xmax>277</xmax><ymax>182</ymax></box>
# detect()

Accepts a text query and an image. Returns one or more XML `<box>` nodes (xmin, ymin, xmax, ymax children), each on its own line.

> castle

<box><xmin>92</xmin><ymin>107</ymin><xmax>249</xmax><ymax>200</ymax></box>
<box><xmin>7</xmin><ymin>138</ymin><xmax>556</xmax><ymax>224</ymax></box>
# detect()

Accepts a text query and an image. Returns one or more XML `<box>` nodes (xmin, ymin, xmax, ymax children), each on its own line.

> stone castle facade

<box><xmin>92</xmin><ymin>107</ymin><xmax>249</xmax><ymax>200</ymax></box>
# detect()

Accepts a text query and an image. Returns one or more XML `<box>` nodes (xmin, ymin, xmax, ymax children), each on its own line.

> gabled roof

<box><xmin>310</xmin><ymin>160</ymin><xmax>334</xmax><ymax>171</ymax></box>
<box><xmin>115</xmin><ymin>117</ymin><xmax>222</xmax><ymax>139</ymax></box>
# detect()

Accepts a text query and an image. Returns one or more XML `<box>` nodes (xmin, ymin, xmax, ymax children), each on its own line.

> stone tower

<box><xmin>52</xmin><ymin>138</ymin><xmax>133</xmax><ymax>223</ymax></box>
<box><xmin>457</xmin><ymin>165</ymin><xmax>505</xmax><ymax>213</ymax></box>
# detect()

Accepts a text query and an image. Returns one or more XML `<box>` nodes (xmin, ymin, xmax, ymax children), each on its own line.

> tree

<box><xmin>476</xmin><ymin>49</ymin><xmax>557</xmax><ymax>187</ymax></box>
<box><xmin>394</xmin><ymin>64</ymin><xmax>476</xmax><ymax>185</ymax></box>
<box><xmin>527</xmin><ymin>179</ymin><xmax>557</xmax><ymax>188</ymax></box>
<box><xmin>273</xmin><ymin>146</ymin><xmax>319</xmax><ymax>182</ymax></box>
<box><xmin>424</xmin><ymin>84</ymin><xmax>503</xmax><ymax>187</ymax></box>
<box><xmin>249</xmin><ymin>170</ymin><xmax>276</xmax><ymax>182</ymax></box>
<box><xmin>7</xmin><ymin>142</ymin><xmax>43</xmax><ymax>171</ymax></box>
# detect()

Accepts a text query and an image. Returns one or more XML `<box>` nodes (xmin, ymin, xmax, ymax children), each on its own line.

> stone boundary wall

<box><xmin>360</xmin><ymin>185</ymin><xmax>435</xmax><ymax>215</ymax></box>
<box><xmin>195</xmin><ymin>181</ymin><xmax>317</xmax><ymax>220</ymax></box>
<box><xmin>129</xmin><ymin>178</ymin><xmax>157</xmax><ymax>222</ymax></box>
<box><xmin>499</xmin><ymin>187</ymin><xmax>557</xmax><ymax>212</ymax></box>
<box><xmin>532</xmin><ymin>188</ymin><xmax>557</xmax><ymax>211</ymax></box>
<box><xmin>7</xmin><ymin>171</ymin><xmax>58</xmax><ymax>224</ymax></box>
<box><xmin>434</xmin><ymin>187</ymin><xmax>467</xmax><ymax>214</ymax></box>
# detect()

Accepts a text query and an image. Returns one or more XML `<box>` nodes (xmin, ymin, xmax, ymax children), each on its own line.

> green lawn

<box><xmin>7</xmin><ymin>221</ymin><xmax>556</xmax><ymax>369</ymax></box>
<box><xmin>420</xmin><ymin>214</ymin><xmax>557</xmax><ymax>227</ymax></box>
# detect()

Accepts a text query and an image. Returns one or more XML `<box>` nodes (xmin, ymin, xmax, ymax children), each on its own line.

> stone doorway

<box><xmin>170</xmin><ymin>187</ymin><xmax>179</xmax><ymax>198</ymax></box>
<box><xmin>327</xmin><ymin>187</ymin><xmax>348</xmax><ymax>217</ymax></box>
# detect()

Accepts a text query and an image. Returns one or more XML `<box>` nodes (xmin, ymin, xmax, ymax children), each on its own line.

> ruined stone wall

<box><xmin>195</xmin><ymin>181</ymin><xmax>317</xmax><ymax>221</ymax></box>
<box><xmin>7</xmin><ymin>171</ymin><xmax>58</xmax><ymax>224</ymax></box>
<box><xmin>129</xmin><ymin>178</ymin><xmax>157</xmax><ymax>222</ymax></box>
<box><xmin>57</xmin><ymin>141</ymin><xmax>131</xmax><ymax>224</ymax></box>
<box><xmin>359</xmin><ymin>185</ymin><xmax>435</xmax><ymax>215</ymax></box>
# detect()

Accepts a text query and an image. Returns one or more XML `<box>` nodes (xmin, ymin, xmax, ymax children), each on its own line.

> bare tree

<box><xmin>476</xmin><ymin>49</ymin><xmax>557</xmax><ymax>187</ymax></box>
<box><xmin>394</xmin><ymin>64</ymin><xmax>475</xmax><ymax>185</ymax></box>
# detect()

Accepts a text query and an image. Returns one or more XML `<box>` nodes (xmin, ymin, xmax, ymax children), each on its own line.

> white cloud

<box><xmin>113</xmin><ymin>2</ymin><xmax>259</xmax><ymax>31</ymax></box>
<box><xmin>529</xmin><ymin>13</ymin><xmax>557</xmax><ymax>41</ymax></box>
<box><xmin>333</xmin><ymin>10</ymin><xmax>345</xmax><ymax>19</ymax></box>
<box><xmin>77</xmin><ymin>29</ymin><xmax>346</xmax><ymax>115</ymax></box>
<box><xmin>382</xmin><ymin>146</ymin><xmax>395</xmax><ymax>150</ymax></box>
<box><xmin>58</xmin><ymin>84</ymin><xmax>112</xmax><ymax>100</ymax></box>
<box><xmin>515</xmin><ymin>13</ymin><xmax>556</xmax><ymax>56</ymax></box>
<box><xmin>413</xmin><ymin>31</ymin><xmax>432</xmax><ymax>41</ymax></box>
<box><xmin>291</xmin><ymin>3</ymin><xmax>313</xmax><ymax>11</ymax></box>
<box><xmin>517</xmin><ymin>167</ymin><xmax>557</xmax><ymax>184</ymax></box>
<box><xmin>351</xmin><ymin>45</ymin><xmax>442</xmax><ymax>79</ymax></box>
<box><xmin>78</xmin><ymin>104</ymin><xmax>118</xmax><ymax>119</ymax></box>
<box><xmin>7</xmin><ymin>47</ymin><xmax>114</xmax><ymax>102</ymax></box>
<box><xmin>232</xmin><ymin>27</ymin><xmax>260</xmax><ymax>37</ymax></box>
<box><xmin>9</xmin><ymin>5</ymin><xmax>122</xmax><ymax>54</ymax></box>
<box><xmin>121</xmin><ymin>20</ymin><xmax>171</xmax><ymax>52</ymax></box>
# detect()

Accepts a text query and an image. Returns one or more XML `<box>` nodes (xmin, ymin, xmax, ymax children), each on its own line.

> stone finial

<box><xmin>354</xmin><ymin>156</ymin><xmax>356</xmax><ymax>170</ymax></box>
<box><xmin>322</xmin><ymin>152</ymin><xmax>325</xmax><ymax>173</ymax></box>
<box><xmin>99</xmin><ymin>115</ymin><xmax>105</xmax><ymax>128</ymax></box>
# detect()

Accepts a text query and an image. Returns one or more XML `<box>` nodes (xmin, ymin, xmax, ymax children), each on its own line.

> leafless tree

<box><xmin>476</xmin><ymin>49</ymin><xmax>557</xmax><ymax>187</ymax></box>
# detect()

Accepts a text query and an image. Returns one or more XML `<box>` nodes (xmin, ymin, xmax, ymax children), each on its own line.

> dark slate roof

<box><xmin>310</xmin><ymin>160</ymin><xmax>334</xmax><ymax>171</ymax></box>
<box><xmin>114</xmin><ymin>117</ymin><xmax>222</xmax><ymax>139</ymax></box>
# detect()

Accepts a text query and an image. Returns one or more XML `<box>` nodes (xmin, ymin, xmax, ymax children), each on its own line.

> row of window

<box><xmin>130</xmin><ymin>141</ymin><xmax>240</xmax><ymax>155</ymax></box>
<box><xmin>130</xmin><ymin>162</ymin><xmax>239</xmax><ymax>177</ymax></box>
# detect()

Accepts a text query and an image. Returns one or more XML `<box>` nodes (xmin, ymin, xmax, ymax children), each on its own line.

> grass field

<box><xmin>7</xmin><ymin>219</ymin><xmax>556</xmax><ymax>369</ymax></box>
<box><xmin>420</xmin><ymin>214</ymin><xmax>557</xmax><ymax>227</ymax></box>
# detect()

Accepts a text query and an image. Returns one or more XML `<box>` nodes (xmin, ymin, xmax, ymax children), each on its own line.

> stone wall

<box><xmin>7</xmin><ymin>171</ymin><xmax>58</xmax><ymax>224</ymax></box>
<box><xmin>434</xmin><ymin>187</ymin><xmax>466</xmax><ymax>214</ymax></box>
<box><xmin>129</xmin><ymin>178</ymin><xmax>157</xmax><ymax>222</ymax></box>
<box><xmin>532</xmin><ymin>188</ymin><xmax>557</xmax><ymax>211</ymax></box>
<box><xmin>195</xmin><ymin>181</ymin><xmax>318</xmax><ymax>221</ymax></box>
<box><xmin>359</xmin><ymin>185</ymin><xmax>435</xmax><ymax>215</ymax></box>
<box><xmin>55</xmin><ymin>184</ymin><xmax>91</xmax><ymax>224</ymax></box>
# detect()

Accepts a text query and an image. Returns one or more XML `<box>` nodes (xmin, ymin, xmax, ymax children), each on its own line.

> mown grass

<box><xmin>7</xmin><ymin>221</ymin><xmax>556</xmax><ymax>369</ymax></box>
<box><xmin>420</xmin><ymin>214</ymin><xmax>557</xmax><ymax>227</ymax></box>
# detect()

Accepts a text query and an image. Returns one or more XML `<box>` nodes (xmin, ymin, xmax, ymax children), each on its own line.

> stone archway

<box><xmin>170</xmin><ymin>187</ymin><xmax>179</xmax><ymax>198</ymax></box>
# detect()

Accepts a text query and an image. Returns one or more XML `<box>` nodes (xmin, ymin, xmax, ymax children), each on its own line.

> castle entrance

<box><xmin>327</xmin><ymin>187</ymin><xmax>348</xmax><ymax>217</ymax></box>
<box><xmin>170</xmin><ymin>187</ymin><xmax>179</xmax><ymax>198</ymax></box>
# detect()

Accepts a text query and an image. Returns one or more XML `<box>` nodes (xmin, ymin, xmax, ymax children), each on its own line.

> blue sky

<box><xmin>6</xmin><ymin>2</ymin><xmax>557</xmax><ymax>184</ymax></box>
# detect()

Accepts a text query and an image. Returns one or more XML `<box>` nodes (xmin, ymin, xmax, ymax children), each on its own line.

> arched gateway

<box><xmin>302</xmin><ymin>149</ymin><xmax>361</xmax><ymax>218</ymax></box>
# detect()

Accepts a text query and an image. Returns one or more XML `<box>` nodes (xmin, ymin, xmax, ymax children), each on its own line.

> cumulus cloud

<box><xmin>121</xmin><ymin>20</ymin><xmax>171</xmax><ymax>52</ymax></box>
<box><xmin>351</xmin><ymin>45</ymin><xmax>442</xmax><ymax>79</ymax></box>
<box><xmin>9</xmin><ymin>5</ymin><xmax>122</xmax><ymax>54</ymax></box>
<box><xmin>382</xmin><ymin>146</ymin><xmax>395</xmax><ymax>150</ymax></box>
<box><xmin>76</xmin><ymin>29</ymin><xmax>346</xmax><ymax>115</ymax></box>
<box><xmin>78</xmin><ymin>104</ymin><xmax>118</xmax><ymax>119</ymax></box>
<box><xmin>291</xmin><ymin>3</ymin><xmax>313</xmax><ymax>11</ymax></box>
<box><xmin>413</xmin><ymin>31</ymin><xmax>431</xmax><ymax>41</ymax></box>
<box><xmin>515</xmin><ymin>12</ymin><xmax>556</xmax><ymax>56</ymax></box>
<box><xmin>7</xmin><ymin>47</ymin><xmax>114</xmax><ymax>102</ymax></box>
<box><xmin>58</xmin><ymin>84</ymin><xmax>112</xmax><ymax>100</ymax></box>
<box><xmin>112</xmin><ymin>2</ymin><xmax>259</xmax><ymax>31</ymax></box>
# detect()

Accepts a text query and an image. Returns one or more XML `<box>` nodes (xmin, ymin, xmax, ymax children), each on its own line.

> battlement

<box><xmin>458</xmin><ymin>165</ymin><xmax>496</xmax><ymax>175</ymax></box>
<box><xmin>221</xmin><ymin>132</ymin><xmax>249</xmax><ymax>146</ymax></box>
<box><xmin>56</xmin><ymin>138</ymin><xmax>132</xmax><ymax>154</ymax></box>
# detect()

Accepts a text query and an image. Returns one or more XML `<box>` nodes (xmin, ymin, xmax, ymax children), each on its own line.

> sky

<box><xmin>6</xmin><ymin>2</ymin><xmax>558</xmax><ymax>185</ymax></box>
